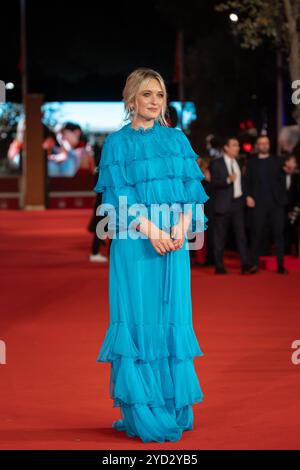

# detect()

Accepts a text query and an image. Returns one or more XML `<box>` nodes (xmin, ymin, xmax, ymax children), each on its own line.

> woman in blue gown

<box><xmin>94</xmin><ymin>68</ymin><xmax>209</xmax><ymax>443</ymax></box>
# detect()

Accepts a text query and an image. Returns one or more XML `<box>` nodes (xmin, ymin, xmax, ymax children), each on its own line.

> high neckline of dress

<box><xmin>124</xmin><ymin>120</ymin><xmax>159</xmax><ymax>135</ymax></box>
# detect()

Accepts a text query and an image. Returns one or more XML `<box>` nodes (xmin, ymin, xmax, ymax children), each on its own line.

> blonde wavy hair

<box><xmin>122</xmin><ymin>68</ymin><xmax>169</xmax><ymax>126</ymax></box>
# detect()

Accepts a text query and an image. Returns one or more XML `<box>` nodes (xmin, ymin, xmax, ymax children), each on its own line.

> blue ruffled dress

<box><xmin>94</xmin><ymin>120</ymin><xmax>209</xmax><ymax>443</ymax></box>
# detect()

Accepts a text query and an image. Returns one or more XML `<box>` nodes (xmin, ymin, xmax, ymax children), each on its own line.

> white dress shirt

<box><xmin>286</xmin><ymin>174</ymin><xmax>291</xmax><ymax>190</ymax></box>
<box><xmin>223</xmin><ymin>153</ymin><xmax>243</xmax><ymax>198</ymax></box>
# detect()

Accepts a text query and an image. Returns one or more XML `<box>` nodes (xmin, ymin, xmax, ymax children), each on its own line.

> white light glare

<box><xmin>229</xmin><ymin>13</ymin><xmax>239</xmax><ymax>22</ymax></box>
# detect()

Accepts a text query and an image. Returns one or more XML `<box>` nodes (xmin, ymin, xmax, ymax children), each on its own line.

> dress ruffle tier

<box><xmin>94</xmin><ymin>121</ymin><xmax>209</xmax><ymax>234</ymax></box>
<box><xmin>97</xmin><ymin>318</ymin><xmax>204</xmax><ymax>443</ymax></box>
<box><xmin>97</xmin><ymin>320</ymin><xmax>204</xmax><ymax>404</ymax></box>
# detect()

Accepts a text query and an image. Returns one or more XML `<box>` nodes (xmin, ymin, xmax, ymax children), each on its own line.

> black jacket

<box><xmin>210</xmin><ymin>156</ymin><xmax>247</xmax><ymax>214</ymax></box>
<box><xmin>245</xmin><ymin>155</ymin><xmax>288</xmax><ymax>206</ymax></box>
<box><xmin>286</xmin><ymin>172</ymin><xmax>300</xmax><ymax>210</ymax></box>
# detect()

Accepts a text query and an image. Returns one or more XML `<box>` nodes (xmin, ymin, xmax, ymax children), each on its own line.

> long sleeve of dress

<box><xmin>177</xmin><ymin>130</ymin><xmax>209</xmax><ymax>233</ymax></box>
<box><xmin>93</xmin><ymin>135</ymin><xmax>144</xmax><ymax>235</ymax></box>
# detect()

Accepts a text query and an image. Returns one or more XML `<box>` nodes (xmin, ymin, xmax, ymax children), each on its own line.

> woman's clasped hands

<box><xmin>135</xmin><ymin>212</ymin><xmax>192</xmax><ymax>256</ymax></box>
<box><xmin>151</xmin><ymin>217</ymin><xmax>190</xmax><ymax>256</ymax></box>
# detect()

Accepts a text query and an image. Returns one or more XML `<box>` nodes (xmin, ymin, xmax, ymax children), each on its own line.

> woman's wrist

<box><xmin>179</xmin><ymin>211</ymin><xmax>192</xmax><ymax>235</ymax></box>
<box><xmin>147</xmin><ymin>222</ymin><xmax>162</xmax><ymax>240</ymax></box>
<box><xmin>135</xmin><ymin>215</ymin><xmax>158</xmax><ymax>239</ymax></box>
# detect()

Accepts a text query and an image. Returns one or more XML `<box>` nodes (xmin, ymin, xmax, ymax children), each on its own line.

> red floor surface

<box><xmin>0</xmin><ymin>209</ymin><xmax>300</xmax><ymax>450</ymax></box>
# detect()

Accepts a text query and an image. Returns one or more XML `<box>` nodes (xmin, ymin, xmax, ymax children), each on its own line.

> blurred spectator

<box><xmin>7</xmin><ymin>118</ymin><xmax>25</xmax><ymax>172</ymax></box>
<box><xmin>88</xmin><ymin>140</ymin><xmax>109</xmax><ymax>263</ymax></box>
<box><xmin>245</xmin><ymin>135</ymin><xmax>288</xmax><ymax>274</ymax></box>
<box><xmin>76</xmin><ymin>134</ymin><xmax>95</xmax><ymax>173</ymax></box>
<box><xmin>210</xmin><ymin>136</ymin><xmax>252</xmax><ymax>274</ymax></box>
<box><xmin>47</xmin><ymin>122</ymin><xmax>82</xmax><ymax>177</ymax></box>
<box><xmin>198</xmin><ymin>155</ymin><xmax>214</xmax><ymax>266</ymax></box>
<box><xmin>282</xmin><ymin>154</ymin><xmax>300</xmax><ymax>254</ymax></box>
<box><xmin>206</xmin><ymin>134</ymin><xmax>223</xmax><ymax>160</ymax></box>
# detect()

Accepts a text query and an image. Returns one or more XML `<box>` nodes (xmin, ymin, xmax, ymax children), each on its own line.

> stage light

<box><xmin>229</xmin><ymin>13</ymin><xmax>239</xmax><ymax>22</ymax></box>
<box><xmin>243</xmin><ymin>142</ymin><xmax>253</xmax><ymax>153</ymax></box>
<box><xmin>5</xmin><ymin>82</ymin><xmax>15</xmax><ymax>90</ymax></box>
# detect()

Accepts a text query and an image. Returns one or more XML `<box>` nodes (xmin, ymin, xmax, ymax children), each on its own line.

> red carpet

<box><xmin>0</xmin><ymin>209</ymin><xmax>300</xmax><ymax>450</ymax></box>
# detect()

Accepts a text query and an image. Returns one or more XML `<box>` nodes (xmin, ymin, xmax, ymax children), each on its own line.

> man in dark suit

<box><xmin>245</xmin><ymin>135</ymin><xmax>288</xmax><ymax>274</ymax></box>
<box><xmin>282</xmin><ymin>154</ymin><xmax>300</xmax><ymax>254</ymax></box>
<box><xmin>210</xmin><ymin>137</ymin><xmax>252</xmax><ymax>274</ymax></box>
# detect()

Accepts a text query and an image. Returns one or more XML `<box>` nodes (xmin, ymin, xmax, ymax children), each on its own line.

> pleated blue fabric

<box><xmin>94</xmin><ymin>120</ymin><xmax>209</xmax><ymax>443</ymax></box>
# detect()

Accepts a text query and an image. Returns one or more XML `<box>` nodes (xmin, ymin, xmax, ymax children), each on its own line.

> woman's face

<box><xmin>133</xmin><ymin>78</ymin><xmax>164</xmax><ymax>121</ymax></box>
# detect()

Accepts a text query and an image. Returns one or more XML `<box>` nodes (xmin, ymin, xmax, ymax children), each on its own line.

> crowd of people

<box><xmin>89</xmin><ymin>130</ymin><xmax>300</xmax><ymax>272</ymax></box>
<box><xmin>200</xmin><ymin>135</ymin><xmax>300</xmax><ymax>274</ymax></box>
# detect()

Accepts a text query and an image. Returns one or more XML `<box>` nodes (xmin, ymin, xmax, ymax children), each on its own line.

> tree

<box><xmin>215</xmin><ymin>0</ymin><xmax>300</xmax><ymax>127</ymax></box>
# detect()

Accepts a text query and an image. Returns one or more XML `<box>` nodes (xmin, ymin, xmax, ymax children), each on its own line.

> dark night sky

<box><xmin>2</xmin><ymin>0</ymin><xmax>191</xmax><ymax>100</ymax></box>
<box><xmin>1</xmin><ymin>0</ymin><xmax>292</xmax><ymax>139</ymax></box>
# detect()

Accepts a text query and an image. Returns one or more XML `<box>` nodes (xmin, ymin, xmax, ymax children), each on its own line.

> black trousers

<box><xmin>249</xmin><ymin>202</ymin><xmax>285</xmax><ymax>268</ymax></box>
<box><xmin>89</xmin><ymin>193</ymin><xmax>106</xmax><ymax>255</ymax></box>
<box><xmin>213</xmin><ymin>197</ymin><xmax>249</xmax><ymax>269</ymax></box>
